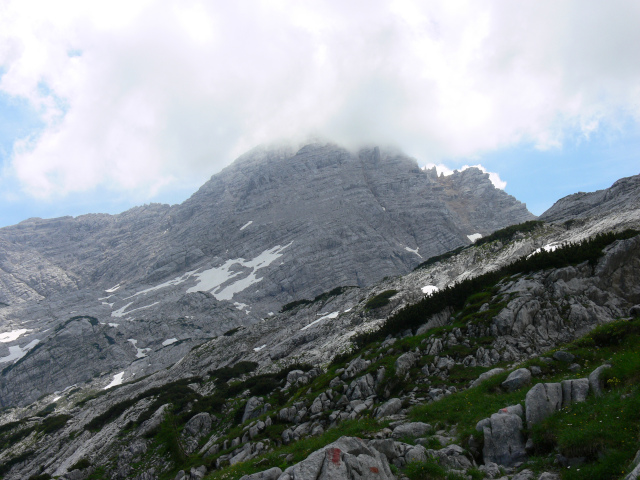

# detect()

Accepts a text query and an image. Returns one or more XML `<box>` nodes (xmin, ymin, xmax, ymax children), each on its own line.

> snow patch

<box><xmin>233</xmin><ymin>302</ymin><xmax>250</xmax><ymax>314</ymax></box>
<box><xmin>404</xmin><ymin>246</ymin><xmax>423</xmax><ymax>258</ymax></box>
<box><xmin>422</xmin><ymin>285</ymin><xmax>439</xmax><ymax>296</ymax></box>
<box><xmin>105</xmin><ymin>284</ymin><xmax>121</xmax><ymax>293</ymax></box>
<box><xmin>111</xmin><ymin>302</ymin><xmax>159</xmax><ymax>318</ymax></box>
<box><xmin>467</xmin><ymin>233</ymin><xmax>482</xmax><ymax>243</ymax></box>
<box><xmin>253</xmin><ymin>344</ymin><xmax>267</xmax><ymax>352</ymax></box>
<box><xmin>0</xmin><ymin>339</ymin><xmax>39</xmax><ymax>363</ymax></box>
<box><xmin>127</xmin><ymin>339</ymin><xmax>150</xmax><ymax>358</ymax></box>
<box><xmin>301</xmin><ymin>311</ymin><xmax>339</xmax><ymax>331</ymax></box>
<box><xmin>101</xmin><ymin>302</ymin><xmax>114</xmax><ymax>308</ymax></box>
<box><xmin>240</xmin><ymin>221</ymin><xmax>253</xmax><ymax>231</ymax></box>
<box><xmin>104</xmin><ymin>372</ymin><xmax>125</xmax><ymax>389</ymax></box>
<box><xmin>162</xmin><ymin>338</ymin><xmax>178</xmax><ymax>346</ymax></box>
<box><xmin>127</xmin><ymin>269</ymin><xmax>200</xmax><ymax>298</ymax></box>
<box><xmin>187</xmin><ymin>243</ymin><xmax>293</xmax><ymax>301</ymax></box>
<box><xmin>527</xmin><ymin>243</ymin><xmax>561</xmax><ymax>258</ymax></box>
<box><xmin>108</xmin><ymin>323</ymin><xmax>119</xmax><ymax>328</ymax></box>
<box><xmin>0</xmin><ymin>329</ymin><xmax>30</xmax><ymax>343</ymax></box>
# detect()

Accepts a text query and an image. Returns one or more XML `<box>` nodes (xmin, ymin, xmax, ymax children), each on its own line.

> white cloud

<box><xmin>0</xmin><ymin>0</ymin><xmax>639</xmax><ymax>199</ymax></box>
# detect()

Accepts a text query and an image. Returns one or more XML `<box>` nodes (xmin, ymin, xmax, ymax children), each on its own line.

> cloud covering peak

<box><xmin>1</xmin><ymin>0</ymin><xmax>639</xmax><ymax>201</ymax></box>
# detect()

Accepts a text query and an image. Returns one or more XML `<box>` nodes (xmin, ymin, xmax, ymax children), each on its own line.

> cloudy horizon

<box><xmin>1</xmin><ymin>0</ymin><xmax>639</xmax><ymax>227</ymax></box>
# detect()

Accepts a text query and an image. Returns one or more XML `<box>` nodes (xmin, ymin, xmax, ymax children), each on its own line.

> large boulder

<box><xmin>243</xmin><ymin>396</ymin><xmax>267</xmax><ymax>423</ymax></box>
<box><xmin>427</xmin><ymin>444</ymin><xmax>473</xmax><ymax>470</ymax></box>
<box><xmin>502</xmin><ymin>368</ymin><xmax>532</xmax><ymax>392</ymax></box>
<box><xmin>374</xmin><ymin>398</ymin><xmax>402</xmax><ymax>418</ymax></box>
<box><xmin>395</xmin><ymin>352</ymin><xmax>417</xmax><ymax>377</ymax></box>
<box><xmin>471</xmin><ymin>368</ymin><xmax>505</xmax><ymax>387</ymax></box>
<box><xmin>182</xmin><ymin>412</ymin><xmax>213</xmax><ymax>455</ymax></box>
<box><xmin>345</xmin><ymin>374</ymin><xmax>376</xmax><ymax>400</ymax></box>
<box><xmin>391</xmin><ymin>422</ymin><xmax>432</xmax><ymax>439</ymax></box>
<box><xmin>525</xmin><ymin>383</ymin><xmax>562</xmax><ymax>428</ymax></box>
<box><xmin>588</xmin><ymin>364</ymin><xmax>611</xmax><ymax>397</ymax></box>
<box><xmin>282</xmin><ymin>436</ymin><xmax>394</xmax><ymax>480</ymax></box>
<box><xmin>239</xmin><ymin>467</ymin><xmax>283</xmax><ymax>480</ymax></box>
<box><xmin>481</xmin><ymin>410</ymin><xmax>526</xmax><ymax>466</ymax></box>
<box><xmin>342</xmin><ymin>356</ymin><xmax>371</xmax><ymax>380</ymax></box>
<box><xmin>561</xmin><ymin>378</ymin><xmax>589</xmax><ymax>407</ymax></box>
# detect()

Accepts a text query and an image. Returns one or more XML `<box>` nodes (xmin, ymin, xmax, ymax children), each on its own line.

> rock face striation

<box><xmin>540</xmin><ymin>172</ymin><xmax>640</xmax><ymax>224</ymax></box>
<box><xmin>0</xmin><ymin>166</ymin><xmax>638</xmax><ymax>478</ymax></box>
<box><xmin>0</xmin><ymin>142</ymin><xmax>534</xmax><ymax>407</ymax></box>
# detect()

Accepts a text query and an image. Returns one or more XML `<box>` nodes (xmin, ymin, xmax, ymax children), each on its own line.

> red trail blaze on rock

<box><xmin>370</xmin><ymin>467</ymin><xmax>380</xmax><ymax>473</ymax></box>
<box><xmin>329</xmin><ymin>448</ymin><xmax>341</xmax><ymax>464</ymax></box>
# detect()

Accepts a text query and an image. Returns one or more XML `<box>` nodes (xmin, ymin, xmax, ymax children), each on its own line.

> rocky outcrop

<box><xmin>525</xmin><ymin>383</ymin><xmax>563</xmax><ymax>429</ymax></box>
<box><xmin>278</xmin><ymin>436</ymin><xmax>394</xmax><ymax>480</ymax></box>
<box><xmin>540</xmin><ymin>173</ymin><xmax>640</xmax><ymax>224</ymax></box>
<box><xmin>478</xmin><ymin>406</ymin><xmax>526</xmax><ymax>467</ymax></box>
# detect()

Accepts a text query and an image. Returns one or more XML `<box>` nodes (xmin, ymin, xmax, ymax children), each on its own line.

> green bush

<box><xmin>365</xmin><ymin>290</ymin><xmax>398</xmax><ymax>310</ymax></box>
<box><xmin>69</xmin><ymin>458</ymin><xmax>91</xmax><ymax>471</ymax></box>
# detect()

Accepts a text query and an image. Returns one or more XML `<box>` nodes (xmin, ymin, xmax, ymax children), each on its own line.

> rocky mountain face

<box><xmin>1</xmin><ymin>148</ymin><xmax>639</xmax><ymax>480</ymax></box>
<box><xmin>0</xmin><ymin>197</ymin><xmax>638</xmax><ymax>479</ymax></box>
<box><xmin>0</xmin><ymin>142</ymin><xmax>534</xmax><ymax>408</ymax></box>
<box><xmin>540</xmin><ymin>172</ymin><xmax>640</xmax><ymax>223</ymax></box>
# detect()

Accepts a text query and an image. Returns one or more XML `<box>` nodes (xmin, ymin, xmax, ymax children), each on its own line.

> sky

<box><xmin>0</xmin><ymin>0</ymin><xmax>639</xmax><ymax>227</ymax></box>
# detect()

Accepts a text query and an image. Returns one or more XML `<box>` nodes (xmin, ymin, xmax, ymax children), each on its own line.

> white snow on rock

<box><xmin>0</xmin><ymin>329</ymin><xmax>30</xmax><ymax>343</ymax></box>
<box><xmin>422</xmin><ymin>285</ymin><xmax>439</xmax><ymax>295</ymax></box>
<box><xmin>111</xmin><ymin>302</ymin><xmax>159</xmax><ymax>318</ymax></box>
<box><xmin>127</xmin><ymin>339</ymin><xmax>150</xmax><ymax>358</ymax></box>
<box><xmin>233</xmin><ymin>302</ymin><xmax>250</xmax><ymax>314</ymax></box>
<box><xmin>467</xmin><ymin>233</ymin><xmax>482</xmax><ymax>243</ymax></box>
<box><xmin>162</xmin><ymin>338</ymin><xmax>178</xmax><ymax>346</ymax></box>
<box><xmin>240</xmin><ymin>221</ymin><xmax>253</xmax><ymax>231</ymax></box>
<box><xmin>301</xmin><ymin>311</ymin><xmax>339</xmax><ymax>331</ymax></box>
<box><xmin>528</xmin><ymin>242</ymin><xmax>561</xmax><ymax>258</ymax></box>
<box><xmin>0</xmin><ymin>339</ymin><xmax>39</xmax><ymax>364</ymax></box>
<box><xmin>253</xmin><ymin>344</ymin><xmax>267</xmax><ymax>352</ymax></box>
<box><xmin>105</xmin><ymin>284</ymin><xmax>121</xmax><ymax>293</ymax></box>
<box><xmin>187</xmin><ymin>242</ymin><xmax>293</xmax><ymax>300</ymax></box>
<box><xmin>108</xmin><ymin>323</ymin><xmax>119</xmax><ymax>328</ymax></box>
<box><xmin>101</xmin><ymin>302</ymin><xmax>114</xmax><ymax>308</ymax></box>
<box><xmin>104</xmin><ymin>372</ymin><xmax>125</xmax><ymax>390</ymax></box>
<box><xmin>404</xmin><ymin>246</ymin><xmax>423</xmax><ymax>258</ymax></box>
<box><xmin>127</xmin><ymin>269</ymin><xmax>200</xmax><ymax>298</ymax></box>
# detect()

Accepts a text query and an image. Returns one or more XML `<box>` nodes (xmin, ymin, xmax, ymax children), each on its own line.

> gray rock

<box><xmin>478</xmin><ymin>462</ymin><xmax>501</xmax><ymax>478</ymax></box>
<box><xmin>538</xmin><ymin>474</ymin><xmax>561</xmax><ymax>480</ymax></box>
<box><xmin>182</xmin><ymin>412</ymin><xmax>212</xmax><ymax>455</ymax></box>
<box><xmin>342</xmin><ymin>356</ymin><xmax>371</xmax><ymax>380</ymax></box>
<box><xmin>242</xmin><ymin>397</ymin><xmax>264</xmax><ymax>424</ymax></box>
<box><xmin>525</xmin><ymin>382</ymin><xmax>562</xmax><ymax>428</ymax></box>
<box><xmin>374</xmin><ymin>398</ymin><xmax>402</xmax><ymax>418</ymax></box>
<box><xmin>471</xmin><ymin>368</ymin><xmax>505</xmax><ymax>387</ymax></box>
<box><xmin>138</xmin><ymin>404</ymin><xmax>169</xmax><ymax>436</ymax></box>
<box><xmin>530</xmin><ymin>366</ymin><xmax>542</xmax><ymax>376</ymax></box>
<box><xmin>395</xmin><ymin>352</ymin><xmax>417</xmax><ymax>377</ymax></box>
<box><xmin>345</xmin><ymin>374</ymin><xmax>376</xmax><ymax>400</ymax></box>
<box><xmin>482</xmin><ymin>411</ymin><xmax>526</xmax><ymax>466</ymax></box>
<box><xmin>561</xmin><ymin>378</ymin><xmax>589</xmax><ymax>407</ymax></box>
<box><xmin>501</xmin><ymin>368</ymin><xmax>532</xmax><ymax>392</ymax></box>
<box><xmin>391</xmin><ymin>422</ymin><xmax>432</xmax><ymax>439</ymax></box>
<box><xmin>512</xmin><ymin>470</ymin><xmax>535</xmax><ymax>480</ymax></box>
<box><xmin>404</xmin><ymin>445</ymin><xmax>428</xmax><ymax>463</ymax></box>
<box><xmin>589</xmin><ymin>364</ymin><xmax>611</xmax><ymax>397</ymax></box>
<box><xmin>239</xmin><ymin>467</ymin><xmax>282</xmax><ymax>480</ymax></box>
<box><xmin>286</xmin><ymin>436</ymin><xmax>393</xmax><ymax>480</ymax></box>
<box><xmin>552</xmin><ymin>351</ymin><xmax>575</xmax><ymax>363</ymax></box>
